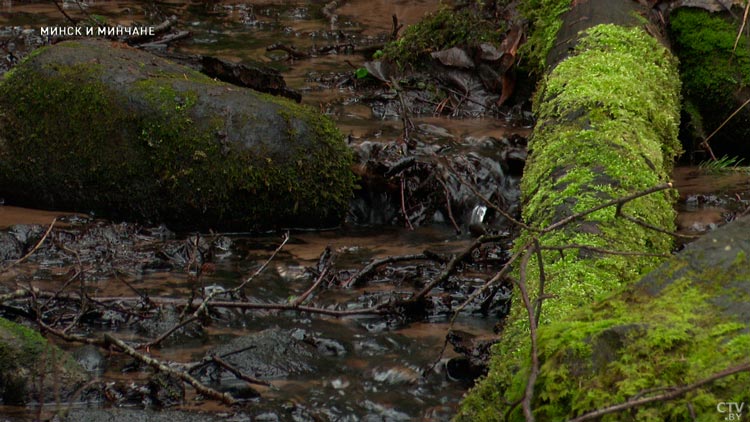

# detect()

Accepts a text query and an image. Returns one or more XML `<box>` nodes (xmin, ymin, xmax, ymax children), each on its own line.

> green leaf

<box><xmin>355</xmin><ymin>67</ymin><xmax>369</xmax><ymax>79</ymax></box>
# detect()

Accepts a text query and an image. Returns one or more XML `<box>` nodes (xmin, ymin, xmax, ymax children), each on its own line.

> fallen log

<box><xmin>457</xmin><ymin>0</ymin><xmax>684</xmax><ymax>419</ymax></box>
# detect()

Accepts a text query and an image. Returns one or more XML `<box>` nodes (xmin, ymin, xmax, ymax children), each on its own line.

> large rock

<box><xmin>0</xmin><ymin>317</ymin><xmax>88</xmax><ymax>405</ymax></box>
<box><xmin>0</xmin><ymin>40</ymin><xmax>355</xmax><ymax>230</ymax></box>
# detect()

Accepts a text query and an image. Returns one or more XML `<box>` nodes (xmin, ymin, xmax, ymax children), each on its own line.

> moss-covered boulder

<box><xmin>669</xmin><ymin>7</ymin><xmax>750</xmax><ymax>160</ymax></box>
<box><xmin>0</xmin><ymin>40</ymin><xmax>355</xmax><ymax>230</ymax></box>
<box><xmin>0</xmin><ymin>317</ymin><xmax>88</xmax><ymax>404</ymax></box>
<box><xmin>462</xmin><ymin>215</ymin><xmax>750</xmax><ymax>420</ymax></box>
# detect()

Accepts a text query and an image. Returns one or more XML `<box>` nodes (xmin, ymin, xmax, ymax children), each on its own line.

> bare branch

<box><xmin>103</xmin><ymin>333</ymin><xmax>238</xmax><ymax>405</ymax></box>
<box><xmin>568</xmin><ymin>361</ymin><xmax>750</xmax><ymax>422</ymax></box>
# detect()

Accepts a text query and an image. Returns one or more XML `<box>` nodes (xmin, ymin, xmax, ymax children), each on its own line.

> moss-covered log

<box><xmin>0</xmin><ymin>40</ymin><xmax>355</xmax><ymax>230</ymax></box>
<box><xmin>457</xmin><ymin>0</ymin><xmax>682</xmax><ymax>419</ymax></box>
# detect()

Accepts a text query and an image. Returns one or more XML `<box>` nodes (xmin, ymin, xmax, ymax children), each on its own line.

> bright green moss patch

<box><xmin>493</xmin><ymin>219</ymin><xmax>750</xmax><ymax>421</ymax></box>
<box><xmin>456</xmin><ymin>25</ymin><xmax>681</xmax><ymax>421</ymax></box>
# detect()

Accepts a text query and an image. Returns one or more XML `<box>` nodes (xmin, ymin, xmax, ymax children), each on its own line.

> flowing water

<box><xmin>2</xmin><ymin>1</ymin><xmax>750</xmax><ymax>420</ymax></box>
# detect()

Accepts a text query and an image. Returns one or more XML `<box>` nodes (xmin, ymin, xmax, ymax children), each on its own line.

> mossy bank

<box><xmin>669</xmin><ymin>7</ymin><xmax>750</xmax><ymax>160</ymax></box>
<box><xmin>0</xmin><ymin>40</ymin><xmax>355</xmax><ymax>230</ymax></box>
<box><xmin>457</xmin><ymin>2</ymin><xmax>683</xmax><ymax>419</ymax></box>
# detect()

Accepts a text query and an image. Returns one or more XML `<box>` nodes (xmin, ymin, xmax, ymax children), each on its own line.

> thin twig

<box><xmin>411</xmin><ymin>233</ymin><xmax>508</xmax><ymax>302</ymax></box>
<box><xmin>435</xmin><ymin>176</ymin><xmax>462</xmax><ymax>234</ymax></box>
<box><xmin>543</xmin><ymin>183</ymin><xmax>673</xmax><ymax>233</ymax></box>
<box><xmin>48</xmin><ymin>0</ymin><xmax>78</xmax><ymax>24</ymax></box>
<box><xmin>2</xmin><ymin>218</ymin><xmax>57</xmax><ymax>270</ymax></box>
<box><xmin>400</xmin><ymin>176</ymin><xmax>414</xmax><ymax>230</ymax></box>
<box><xmin>210</xmin><ymin>354</ymin><xmax>270</xmax><ymax>387</ymax></box>
<box><xmin>515</xmin><ymin>245</ymin><xmax>539</xmax><ymax>422</ymax></box>
<box><xmin>425</xmin><ymin>242</ymin><xmax>529</xmax><ymax>374</ymax></box>
<box><xmin>143</xmin><ymin>233</ymin><xmax>290</xmax><ymax>348</ymax></box>
<box><xmin>291</xmin><ymin>267</ymin><xmax>329</xmax><ymax>307</ymax></box>
<box><xmin>701</xmin><ymin>96</ymin><xmax>750</xmax><ymax>159</ymax></box>
<box><xmin>532</xmin><ymin>239</ymin><xmax>546</xmax><ymax>328</ymax></box>
<box><xmin>616</xmin><ymin>211</ymin><xmax>700</xmax><ymax>240</ymax></box>
<box><xmin>446</xmin><ymin>162</ymin><xmax>533</xmax><ymax>231</ymax></box>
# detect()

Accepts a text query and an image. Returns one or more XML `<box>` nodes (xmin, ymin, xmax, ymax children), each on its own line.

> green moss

<box><xmin>380</xmin><ymin>6</ymin><xmax>505</xmax><ymax>68</ymax></box>
<box><xmin>669</xmin><ymin>8</ymin><xmax>750</xmax><ymax>157</ymax></box>
<box><xmin>456</xmin><ymin>25</ymin><xmax>681</xmax><ymax>421</ymax></box>
<box><xmin>0</xmin><ymin>62</ymin><xmax>152</xmax><ymax>216</ymax></box>
<box><xmin>505</xmin><ymin>245</ymin><xmax>750</xmax><ymax>421</ymax></box>
<box><xmin>518</xmin><ymin>0</ymin><xmax>571</xmax><ymax>73</ymax></box>
<box><xmin>670</xmin><ymin>8</ymin><xmax>750</xmax><ymax>106</ymax></box>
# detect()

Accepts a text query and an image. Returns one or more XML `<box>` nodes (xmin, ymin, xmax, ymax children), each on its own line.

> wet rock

<box><xmin>7</xmin><ymin>224</ymin><xmax>45</xmax><ymax>249</ymax></box>
<box><xmin>71</xmin><ymin>344</ymin><xmax>107</xmax><ymax>376</ymax></box>
<box><xmin>371</xmin><ymin>366</ymin><xmax>419</xmax><ymax>385</ymax></box>
<box><xmin>0</xmin><ymin>39</ymin><xmax>354</xmax><ymax>231</ymax></box>
<box><xmin>198</xmin><ymin>328</ymin><xmax>320</xmax><ymax>381</ymax></box>
<box><xmin>360</xmin><ymin>400</ymin><xmax>412</xmax><ymax>421</ymax></box>
<box><xmin>0</xmin><ymin>231</ymin><xmax>22</xmax><ymax>261</ymax></box>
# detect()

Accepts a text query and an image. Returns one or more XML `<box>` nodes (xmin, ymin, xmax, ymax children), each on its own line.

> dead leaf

<box><xmin>478</xmin><ymin>43</ymin><xmax>502</xmax><ymax>61</ymax></box>
<box><xmin>362</xmin><ymin>61</ymin><xmax>393</xmax><ymax>83</ymax></box>
<box><xmin>431</xmin><ymin>47</ymin><xmax>475</xmax><ymax>69</ymax></box>
<box><xmin>498</xmin><ymin>25</ymin><xmax>524</xmax><ymax>57</ymax></box>
<box><xmin>496</xmin><ymin>72</ymin><xmax>516</xmax><ymax>107</ymax></box>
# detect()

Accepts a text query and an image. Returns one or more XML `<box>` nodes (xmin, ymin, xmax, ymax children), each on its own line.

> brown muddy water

<box><xmin>2</xmin><ymin>1</ymin><xmax>750</xmax><ymax>420</ymax></box>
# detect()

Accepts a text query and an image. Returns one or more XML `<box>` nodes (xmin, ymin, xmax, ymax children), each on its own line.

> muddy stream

<box><xmin>1</xmin><ymin>1</ymin><xmax>750</xmax><ymax>420</ymax></box>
